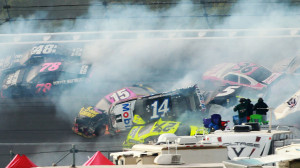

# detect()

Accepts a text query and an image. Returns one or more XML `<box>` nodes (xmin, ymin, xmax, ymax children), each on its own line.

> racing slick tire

<box><xmin>144</xmin><ymin>136</ymin><xmax>160</xmax><ymax>144</ymax></box>
<box><xmin>94</xmin><ymin>125</ymin><xmax>106</xmax><ymax>136</ymax></box>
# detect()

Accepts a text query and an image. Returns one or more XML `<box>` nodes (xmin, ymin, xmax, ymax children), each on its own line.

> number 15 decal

<box><xmin>150</xmin><ymin>99</ymin><xmax>170</xmax><ymax>119</ymax></box>
<box><xmin>110</xmin><ymin>89</ymin><xmax>130</xmax><ymax>102</ymax></box>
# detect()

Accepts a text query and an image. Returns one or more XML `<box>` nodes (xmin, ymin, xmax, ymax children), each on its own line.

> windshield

<box><xmin>248</xmin><ymin>66</ymin><xmax>272</xmax><ymax>83</ymax></box>
<box><xmin>26</xmin><ymin>66</ymin><xmax>41</xmax><ymax>83</ymax></box>
<box><xmin>128</xmin><ymin>87</ymin><xmax>152</xmax><ymax>96</ymax></box>
<box><xmin>19</xmin><ymin>52</ymin><xmax>32</xmax><ymax>65</ymax></box>
<box><xmin>138</xmin><ymin>123</ymin><xmax>155</xmax><ymax>137</ymax></box>
<box><xmin>95</xmin><ymin>98</ymin><xmax>111</xmax><ymax>112</ymax></box>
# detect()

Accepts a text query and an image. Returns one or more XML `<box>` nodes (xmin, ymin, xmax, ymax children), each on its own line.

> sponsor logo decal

<box><xmin>53</xmin><ymin>78</ymin><xmax>84</xmax><ymax>85</ymax></box>
<box><xmin>232</xmin><ymin>147</ymin><xmax>246</xmax><ymax>157</ymax></box>
<box><xmin>79</xmin><ymin>107</ymin><xmax>99</xmax><ymax>118</ymax></box>
<box><xmin>223</xmin><ymin>142</ymin><xmax>260</xmax><ymax>148</ymax></box>
<box><xmin>122</xmin><ymin>103</ymin><xmax>131</xmax><ymax>128</ymax></box>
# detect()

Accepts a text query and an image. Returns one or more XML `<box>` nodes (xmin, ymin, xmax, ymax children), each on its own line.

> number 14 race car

<box><xmin>72</xmin><ymin>85</ymin><xmax>207</xmax><ymax>138</ymax></box>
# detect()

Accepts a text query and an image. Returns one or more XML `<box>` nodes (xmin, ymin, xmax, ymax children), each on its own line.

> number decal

<box><xmin>31</xmin><ymin>45</ymin><xmax>43</xmax><ymax>55</ymax></box>
<box><xmin>71</xmin><ymin>48</ymin><xmax>83</xmax><ymax>56</ymax></box>
<box><xmin>79</xmin><ymin>65</ymin><xmax>89</xmax><ymax>74</ymax></box>
<box><xmin>153</xmin><ymin>122</ymin><xmax>166</xmax><ymax>132</ymax></box>
<box><xmin>47</xmin><ymin>62</ymin><xmax>61</xmax><ymax>71</ymax></box>
<box><xmin>153</xmin><ymin>122</ymin><xmax>177</xmax><ymax>132</ymax></box>
<box><xmin>36</xmin><ymin>83</ymin><xmax>52</xmax><ymax>93</ymax></box>
<box><xmin>232</xmin><ymin>62</ymin><xmax>250</xmax><ymax>71</ymax></box>
<box><xmin>232</xmin><ymin>63</ymin><xmax>259</xmax><ymax>75</ymax></box>
<box><xmin>40</xmin><ymin>62</ymin><xmax>62</xmax><ymax>72</ymax></box>
<box><xmin>150</xmin><ymin>99</ymin><xmax>170</xmax><ymax>119</ymax></box>
<box><xmin>216</xmin><ymin>86</ymin><xmax>240</xmax><ymax>97</ymax></box>
<box><xmin>5</xmin><ymin>70</ymin><xmax>20</xmax><ymax>85</ymax></box>
<box><xmin>162</xmin><ymin>123</ymin><xmax>177</xmax><ymax>132</ymax></box>
<box><xmin>31</xmin><ymin>44</ymin><xmax>57</xmax><ymax>55</ymax></box>
<box><xmin>110</xmin><ymin>89</ymin><xmax>130</xmax><ymax>102</ymax></box>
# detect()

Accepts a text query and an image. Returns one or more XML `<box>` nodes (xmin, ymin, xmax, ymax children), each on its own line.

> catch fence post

<box><xmin>9</xmin><ymin>150</ymin><xmax>14</xmax><ymax>161</ymax></box>
<box><xmin>71</xmin><ymin>144</ymin><xmax>78</xmax><ymax>167</ymax></box>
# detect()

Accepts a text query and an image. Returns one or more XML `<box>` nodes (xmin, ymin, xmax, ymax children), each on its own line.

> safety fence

<box><xmin>0</xmin><ymin>142</ymin><xmax>123</xmax><ymax>167</ymax></box>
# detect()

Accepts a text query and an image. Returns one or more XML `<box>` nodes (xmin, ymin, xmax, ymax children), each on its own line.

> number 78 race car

<box><xmin>1</xmin><ymin>61</ymin><xmax>91</xmax><ymax>98</ymax></box>
<box><xmin>72</xmin><ymin>85</ymin><xmax>207</xmax><ymax>138</ymax></box>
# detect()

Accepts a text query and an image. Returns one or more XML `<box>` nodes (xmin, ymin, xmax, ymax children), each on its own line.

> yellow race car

<box><xmin>123</xmin><ymin>118</ymin><xmax>208</xmax><ymax>148</ymax></box>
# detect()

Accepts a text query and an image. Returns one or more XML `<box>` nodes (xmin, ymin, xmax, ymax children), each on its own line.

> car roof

<box><xmin>204</xmin><ymin>62</ymin><xmax>265</xmax><ymax>79</ymax></box>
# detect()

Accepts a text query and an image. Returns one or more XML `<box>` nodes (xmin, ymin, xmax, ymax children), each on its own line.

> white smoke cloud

<box><xmin>18</xmin><ymin>1</ymin><xmax>300</xmax><ymax>127</ymax></box>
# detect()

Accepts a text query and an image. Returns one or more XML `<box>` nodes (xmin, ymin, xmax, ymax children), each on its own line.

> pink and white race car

<box><xmin>203</xmin><ymin>62</ymin><xmax>282</xmax><ymax>90</ymax></box>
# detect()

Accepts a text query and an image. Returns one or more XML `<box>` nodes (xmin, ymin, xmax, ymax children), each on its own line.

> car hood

<box><xmin>203</xmin><ymin>63</ymin><xmax>236</xmax><ymax>79</ymax></box>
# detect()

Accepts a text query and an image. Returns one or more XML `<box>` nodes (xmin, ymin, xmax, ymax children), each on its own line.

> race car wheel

<box><xmin>144</xmin><ymin>136</ymin><xmax>160</xmax><ymax>144</ymax></box>
<box><xmin>95</xmin><ymin>125</ymin><xmax>106</xmax><ymax>136</ymax></box>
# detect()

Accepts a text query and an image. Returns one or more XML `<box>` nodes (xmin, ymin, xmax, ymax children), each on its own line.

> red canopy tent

<box><xmin>6</xmin><ymin>154</ymin><xmax>37</xmax><ymax>168</ymax></box>
<box><xmin>83</xmin><ymin>151</ymin><xmax>114</xmax><ymax>166</ymax></box>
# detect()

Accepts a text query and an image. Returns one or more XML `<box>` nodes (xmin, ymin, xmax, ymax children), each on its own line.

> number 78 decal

<box><xmin>36</xmin><ymin>83</ymin><xmax>52</xmax><ymax>93</ymax></box>
<box><xmin>150</xmin><ymin>99</ymin><xmax>170</xmax><ymax>119</ymax></box>
<box><xmin>40</xmin><ymin>62</ymin><xmax>62</xmax><ymax>72</ymax></box>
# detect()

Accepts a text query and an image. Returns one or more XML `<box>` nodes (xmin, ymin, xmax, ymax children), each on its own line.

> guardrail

<box><xmin>0</xmin><ymin>28</ymin><xmax>300</xmax><ymax>44</ymax></box>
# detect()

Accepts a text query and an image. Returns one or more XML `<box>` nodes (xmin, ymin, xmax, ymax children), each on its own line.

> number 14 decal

<box><xmin>150</xmin><ymin>99</ymin><xmax>170</xmax><ymax>119</ymax></box>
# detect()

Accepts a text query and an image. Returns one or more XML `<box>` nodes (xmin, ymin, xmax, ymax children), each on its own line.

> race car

<box><xmin>94</xmin><ymin>85</ymin><xmax>157</xmax><ymax>112</ymax></box>
<box><xmin>72</xmin><ymin>85</ymin><xmax>158</xmax><ymax>137</ymax></box>
<box><xmin>123</xmin><ymin>119</ymin><xmax>208</xmax><ymax>148</ymax></box>
<box><xmin>107</xmin><ymin>85</ymin><xmax>206</xmax><ymax>133</ymax></box>
<box><xmin>1</xmin><ymin>61</ymin><xmax>91</xmax><ymax>98</ymax></box>
<box><xmin>23</xmin><ymin>43</ymin><xmax>83</xmax><ymax>64</ymax></box>
<box><xmin>0</xmin><ymin>43</ymin><xmax>83</xmax><ymax>71</ymax></box>
<box><xmin>72</xmin><ymin>85</ymin><xmax>207</xmax><ymax>138</ymax></box>
<box><xmin>205</xmin><ymin>85</ymin><xmax>243</xmax><ymax>107</ymax></box>
<box><xmin>72</xmin><ymin>106</ymin><xmax>109</xmax><ymax>138</ymax></box>
<box><xmin>203</xmin><ymin>62</ymin><xmax>282</xmax><ymax>90</ymax></box>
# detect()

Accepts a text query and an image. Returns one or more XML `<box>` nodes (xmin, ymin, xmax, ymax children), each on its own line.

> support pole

<box><xmin>70</xmin><ymin>144</ymin><xmax>79</xmax><ymax>167</ymax></box>
<box><xmin>71</xmin><ymin>144</ymin><xmax>76</xmax><ymax>167</ymax></box>
<box><xmin>268</xmin><ymin>108</ymin><xmax>273</xmax><ymax>133</ymax></box>
<box><xmin>9</xmin><ymin>150</ymin><xmax>14</xmax><ymax>161</ymax></box>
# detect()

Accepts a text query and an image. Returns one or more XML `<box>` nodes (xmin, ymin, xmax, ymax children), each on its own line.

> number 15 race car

<box><xmin>72</xmin><ymin>85</ymin><xmax>207</xmax><ymax>138</ymax></box>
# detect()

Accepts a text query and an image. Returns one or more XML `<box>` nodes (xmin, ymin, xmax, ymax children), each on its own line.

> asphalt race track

<box><xmin>0</xmin><ymin>98</ymin><xmax>126</xmax><ymax>167</ymax></box>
